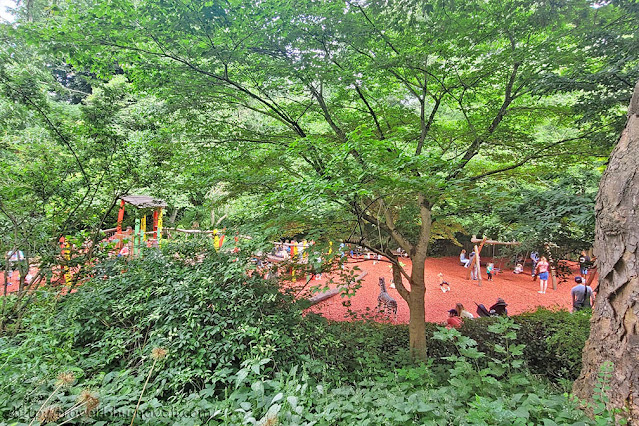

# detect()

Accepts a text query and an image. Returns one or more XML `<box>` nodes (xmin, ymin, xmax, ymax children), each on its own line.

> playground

<box><xmin>301</xmin><ymin>256</ymin><xmax>578</xmax><ymax>323</ymax></box>
<box><xmin>266</xmin><ymin>246</ymin><xmax>579</xmax><ymax>324</ymax></box>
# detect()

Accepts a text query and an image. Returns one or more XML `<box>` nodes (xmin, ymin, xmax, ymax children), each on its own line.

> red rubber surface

<box><xmin>303</xmin><ymin>256</ymin><xmax>581</xmax><ymax>324</ymax></box>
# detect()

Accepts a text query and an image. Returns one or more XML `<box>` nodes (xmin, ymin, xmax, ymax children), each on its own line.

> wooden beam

<box><xmin>116</xmin><ymin>199</ymin><xmax>126</xmax><ymax>233</ymax></box>
<box><xmin>471</xmin><ymin>235</ymin><xmax>521</xmax><ymax>246</ymax></box>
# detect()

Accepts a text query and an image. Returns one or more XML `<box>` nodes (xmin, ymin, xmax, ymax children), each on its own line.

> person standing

<box><xmin>578</xmin><ymin>250</ymin><xmax>591</xmax><ymax>276</ymax></box>
<box><xmin>535</xmin><ymin>256</ymin><xmax>550</xmax><ymax>294</ymax></box>
<box><xmin>571</xmin><ymin>276</ymin><xmax>594</xmax><ymax>312</ymax></box>
<box><xmin>6</xmin><ymin>249</ymin><xmax>25</xmax><ymax>279</ymax></box>
<box><xmin>469</xmin><ymin>251</ymin><xmax>479</xmax><ymax>280</ymax></box>
<box><xmin>530</xmin><ymin>251</ymin><xmax>540</xmax><ymax>277</ymax></box>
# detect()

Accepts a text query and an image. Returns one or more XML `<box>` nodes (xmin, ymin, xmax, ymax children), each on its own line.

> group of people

<box><xmin>459</xmin><ymin>249</ymin><xmax>497</xmax><ymax>281</ymax></box>
<box><xmin>446</xmin><ymin>298</ymin><xmax>509</xmax><ymax>328</ymax></box>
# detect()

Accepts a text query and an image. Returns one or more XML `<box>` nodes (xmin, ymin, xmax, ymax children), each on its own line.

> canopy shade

<box><xmin>120</xmin><ymin>195</ymin><xmax>167</xmax><ymax>209</ymax></box>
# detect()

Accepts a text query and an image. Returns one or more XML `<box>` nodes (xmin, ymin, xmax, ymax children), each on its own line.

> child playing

<box><xmin>513</xmin><ymin>263</ymin><xmax>524</xmax><ymax>274</ymax></box>
<box><xmin>486</xmin><ymin>263</ymin><xmax>495</xmax><ymax>281</ymax></box>
<box><xmin>438</xmin><ymin>273</ymin><xmax>451</xmax><ymax>293</ymax></box>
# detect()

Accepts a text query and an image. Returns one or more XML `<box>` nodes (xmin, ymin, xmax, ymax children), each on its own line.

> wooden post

<box><xmin>586</xmin><ymin>266</ymin><xmax>598</xmax><ymax>292</ymax></box>
<box><xmin>474</xmin><ymin>244</ymin><xmax>483</xmax><ymax>287</ymax></box>
<box><xmin>59</xmin><ymin>236</ymin><xmax>71</xmax><ymax>286</ymax></box>
<box><xmin>140</xmin><ymin>216</ymin><xmax>146</xmax><ymax>241</ymax></box>
<box><xmin>551</xmin><ymin>266</ymin><xmax>557</xmax><ymax>290</ymax></box>
<box><xmin>116</xmin><ymin>199</ymin><xmax>126</xmax><ymax>233</ymax></box>
<box><xmin>213</xmin><ymin>229</ymin><xmax>220</xmax><ymax>251</ymax></box>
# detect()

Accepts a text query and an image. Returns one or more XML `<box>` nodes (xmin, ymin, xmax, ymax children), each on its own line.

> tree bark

<box><xmin>402</xmin><ymin>199</ymin><xmax>431</xmax><ymax>362</ymax></box>
<box><xmin>408</xmin><ymin>252</ymin><xmax>427</xmax><ymax>362</ymax></box>
<box><xmin>573</xmin><ymin>81</ymin><xmax>639</xmax><ymax>423</ymax></box>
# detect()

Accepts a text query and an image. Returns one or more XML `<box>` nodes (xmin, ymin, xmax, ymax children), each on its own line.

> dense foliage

<box><xmin>1</xmin><ymin>0</ymin><xmax>638</xmax><ymax>422</ymax></box>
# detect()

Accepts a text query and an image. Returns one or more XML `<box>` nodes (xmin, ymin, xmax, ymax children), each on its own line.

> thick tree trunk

<box><xmin>408</xmin><ymin>256</ymin><xmax>427</xmax><ymax>362</ymax></box>
<box><xmin>573</xmin><ymin>81</ymin><xmax>639</xmax><ymax>423</ymax></box>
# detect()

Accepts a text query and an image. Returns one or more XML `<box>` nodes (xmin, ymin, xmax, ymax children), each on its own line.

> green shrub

<box><xmin>313</xmin><ymin>307</ymin><xmax>590</xmax><ymax>383</ymax></box>
<box><xmin>2</xmin><ymin>246</ymin><xmax>315</xmax><ymax>398</ymax></box>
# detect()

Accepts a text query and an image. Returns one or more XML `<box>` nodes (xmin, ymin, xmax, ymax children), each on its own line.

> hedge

<box><xmin>306</xmin><ymin>308</ymin><xmax>590</xmax><ymax>383</ymax></box>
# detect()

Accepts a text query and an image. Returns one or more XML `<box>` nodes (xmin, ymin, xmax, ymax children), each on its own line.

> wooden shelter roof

<box><xmin>120</xmin><ymin>195</ymin><xmax>167</xmax><ymax>209</ymax></box>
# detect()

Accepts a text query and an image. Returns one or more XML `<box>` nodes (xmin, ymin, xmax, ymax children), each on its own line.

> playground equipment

<box><xmin>466</xmin><ymin>235</ymin><xmax>521</xmax><ymax>286</ymax></box>
<box><xmin>114</xmin><ymin>195</ymin><xmax>168</xmax><ymax>255</ymax></box>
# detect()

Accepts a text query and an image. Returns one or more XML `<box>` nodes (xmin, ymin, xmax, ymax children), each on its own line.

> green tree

<box><xmin>27</xmin><ymin>0</ymin><xmax>638</xmax><ymax>359</ymax></box>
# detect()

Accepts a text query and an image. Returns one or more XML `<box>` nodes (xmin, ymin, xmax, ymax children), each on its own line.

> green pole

<box><xmin>134</xmin><ymin>218</ymin><xmax>141</xmax><ymax>256</ymax></box>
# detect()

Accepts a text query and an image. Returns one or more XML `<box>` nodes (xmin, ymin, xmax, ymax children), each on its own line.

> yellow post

<box><xmin>213</xmin><ymin>229</ymin><xmax>220</xmax><ymax>251</ymax></box>
<box><xmin>140</xmin><ymin>216</ymin><xmax>147</xmax><ymax>241</ymax></box>
<box><xmin>157</xmin><ymin>210</ymin><xmax>163</xmax><ymax>245</ymax></box>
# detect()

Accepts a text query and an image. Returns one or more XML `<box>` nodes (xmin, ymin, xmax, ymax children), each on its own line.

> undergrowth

<box><xmin>0</xmin><ymin>244</ymin><xmax>609</xmax><ymax>424</ymax></box>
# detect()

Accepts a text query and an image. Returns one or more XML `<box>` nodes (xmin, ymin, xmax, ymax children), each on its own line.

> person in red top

<box><xmin>446</xmin><ymin>309</ymin><xmax>463</xmax><ymax>329</ymax></box>
<box><xmin>535</xmin><ymin>256</ymin><xmax>550</xmax><ymax>294</ymax></box>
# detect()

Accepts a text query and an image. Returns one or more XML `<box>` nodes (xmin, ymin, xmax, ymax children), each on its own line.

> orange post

<box><xmin>116</xmin><ymin>199</ymin><xmax>126</xmax><ymax>233</ymax></box>
<box><xmin>153</xmin><ymin>209</ymin><xmax>159</xmax><ymax>239</ymax></box>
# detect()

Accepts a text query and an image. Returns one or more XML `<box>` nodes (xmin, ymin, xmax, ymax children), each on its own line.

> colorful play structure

<box><xmin>112</xmin><ymin>195</ymin><xmax>168</xmax><ymax>255</ymax></box>
<box><xmin>106</xmin><ymin>195</ymin><xmax>231</xmax><ymax>256</ymax></box>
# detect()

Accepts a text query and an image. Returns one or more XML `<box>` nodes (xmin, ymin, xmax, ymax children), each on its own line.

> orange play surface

<box><xmin>303</xmin><ymin>256</ymin><xmax>579</xmax><ymax>324</ymax></box>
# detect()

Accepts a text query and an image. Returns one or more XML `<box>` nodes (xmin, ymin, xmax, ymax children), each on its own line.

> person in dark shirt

<box><xmin>571</xmin><ymin>276</ymin><xmax>594</xmax><ymax>312</ymax></box>
<box><xmin>489</xmin><ymin>298</ymin><xmax>508</xmax><ymax>316</ymax></box>
<box><xmin>578</xmin><ymin>250</ymin><xmax>591</xmax><ymax>276</ymax></box>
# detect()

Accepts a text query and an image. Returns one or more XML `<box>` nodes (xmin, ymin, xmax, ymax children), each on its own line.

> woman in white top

<box><xmin>459</xmin><ymin>249</ymin><xmax>471</xmax><ymax>267</ymax></box>
<box><xmin>456</xmin><ymin>303</ymin><xmax>474</xmax><ymax>319</ymax></box>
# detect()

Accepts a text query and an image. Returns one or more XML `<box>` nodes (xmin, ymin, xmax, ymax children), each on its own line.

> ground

<box><xmin>302</xmin><ymin>256</ymin><xmax>582</xmax><ymax>324</ymax></box>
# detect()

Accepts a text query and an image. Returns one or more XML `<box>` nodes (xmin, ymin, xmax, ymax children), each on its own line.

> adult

<box><xmin>578</xmin><ymin>250</ymin><xmax>591</xmax><ymax>276</ymax></box>
<box><xmin>530</xmin><ymin>251</ymin><xmax>540</xmax><ymax>276</ymax></box>
<box><xmin>489</xmin><ymin>298</ymin><xmax>508</xmax><ymax>316</ymax></box>
<box><xmin>455</xmin><ymin>303</ymin><xmax>474</xmax><ymax>319</ymax></box>
<box><xmin>459</xmin><ymin>249</ymin><xmax>471</xmax><ymax>268</ymax></box>
<box><xmin>446</xmin><ymin>309</ymin><xmax>462</xmax><ymax>329</ymax></box>
<box><xmin>535</xmin><ymin>256</ymin><xmax>550</xmax><ymax>294</ymax></box>
<box><xmin>571</xmin><ymin>276</ymin><xmax>594</xmax><ymax>312</ymax></box>
<box><xmin>469</xmin><ymin>251</ymin><xmax>479</xmax><ymax>280</ymax></box>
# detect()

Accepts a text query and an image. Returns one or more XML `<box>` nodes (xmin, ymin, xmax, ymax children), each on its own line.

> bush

<box><xmin>2</xmin><ymin>246</ymin><xmax>314</xmax><ymax>399</ymax></box>
<box><xmin>313</xmin><ymin>307</ymin><xmax>590</xmax><ymax>383</ymax></box>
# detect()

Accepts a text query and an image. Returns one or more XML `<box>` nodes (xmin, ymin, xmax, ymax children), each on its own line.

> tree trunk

<box><xmin>573</xmin><ymin>81</ymin><xmax>639</xmax><ymax>423</ymax></box>
<box><xmin>408</xmin><ymin>255</ymin><xmax>427</xmax><ymax>362</ymax></box>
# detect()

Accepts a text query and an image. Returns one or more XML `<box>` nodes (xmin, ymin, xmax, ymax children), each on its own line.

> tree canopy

<box><xmin>2</xmin><ymin>0</ymin><xmax>638</xmax><ymax>359</ymax></box>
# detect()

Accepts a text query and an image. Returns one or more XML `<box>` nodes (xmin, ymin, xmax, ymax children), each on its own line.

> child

<box><xmin>486</xmin><ymin>263</ymin><xmax>494</xmax><ymax>281</ymax></box>
<box><xmin>438</xmin><ymin>273</ymin><xmax>451</xmax><ymax>293</ymax></box>
<box><xmin>513</xmin><ymin>263</ymin><xmax>524</xmax><ymax>274</ymax></box>
<box><xmin>446</xmin><ymin>309</ymin><xmax>462</xmax><ymax>328</ymax></box>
